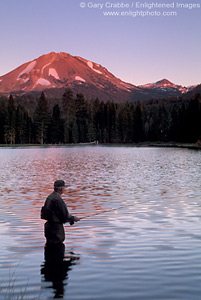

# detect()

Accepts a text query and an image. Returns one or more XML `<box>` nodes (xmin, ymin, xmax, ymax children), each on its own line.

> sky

<box><xmin>0</xmin><ymin>0</ymin><xmax>200</xmax><ymax>87</ymax></box>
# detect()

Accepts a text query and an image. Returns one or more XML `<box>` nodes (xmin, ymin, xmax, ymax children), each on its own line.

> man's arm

<box><xmin>56</xmin><ymin>197</ymin><xmax>80</xmax><ymax>224</ymax></box>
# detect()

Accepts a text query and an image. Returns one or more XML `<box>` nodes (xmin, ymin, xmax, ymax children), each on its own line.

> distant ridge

<box><xmin>0</xmin><ymin>52</ymin><xmax>198</xmax><ymax>101</ymax></box>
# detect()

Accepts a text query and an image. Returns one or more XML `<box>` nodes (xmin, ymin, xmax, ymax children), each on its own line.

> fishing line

<box><xmin>79</xmin><ymin>202</ymin><xmax>135</xmax><ymax>220</ymax></box>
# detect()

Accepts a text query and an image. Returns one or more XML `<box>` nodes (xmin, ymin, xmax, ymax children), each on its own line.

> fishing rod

<box><xmin>79</xmin><ymin>202</ymin><xmax>135</xmax><ymax>220</ymax></box>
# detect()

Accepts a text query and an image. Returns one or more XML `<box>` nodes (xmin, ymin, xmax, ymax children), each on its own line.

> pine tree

<box><xmin>33</xmin><ymin>92</ymin><xmax>50</xmax><ymax>144</ymax></box>
<box><xmin>94</xmin><ymin>101</ymin><xmax>106</xmax><ymax>143</ymax></box>
<box><xmin>117</xmin><ymin>103</ymin><xmax>130</xmax><ymax>143</ymax></box>
<box><xmin>48</xmin><ymin>104</ymin><xmax>64</xmax><ymax>144</ymax></box>
<box><xmin>133</xmin><ymin>103</ymin><xmax>144</xmax><ymax>143</ymax></box>
<box><xmin>75</xmin><ymin>93</ymin><xmax>88</xmax><ymax>142</ymax></box>
<box><xmin>71</xmin><ymin>119</ymin><xmax>79</xmax><ymax>143</ymax></box>
<box><xmin>4</xmin><ymin>95</ymin><xmax>16</xmax><ymax>144</ymax></box>
<box><xmin>62</xmin><ymin>88</ymin><xmax>75</xmax><ymax>143</ymax></box>
<box><xmin>105</xmin><ymin>101</ymin><xmax>117</xmax><ymax>143</ymax></box>
<box><xmin>87</xmin><ymin>100</ymin><xmax>97</xmax><ymax>142</ymax></box>
<box><xmin>170</xmin><ymin>104</ymin><xmax>179</xmax><ymax>141</ymax></box>
<box><xmin>158</xmin><ymin>105</ymin><xmax>169</xmax><ymax>141</ymax></box>
<box><xmin>0</xmin><ymin>98</ymin><xmax>7</xmax><ymax>143</ymax></box>
<box><xmin>186</xmin><ymin>95</ymin><xmax>201</xmax><ymax>142</ymax></box>
<box><xmin>15</xmin><ymin>104</ymin><xmax>30</xmax><ymax>144</ymax></box>
<box><xmin>147</xmin><ymin>104</ymin><xmax>160</xmax><ymax>141</ymax></box>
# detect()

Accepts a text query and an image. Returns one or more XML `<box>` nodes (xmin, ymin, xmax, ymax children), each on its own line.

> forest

<box><xmin>0</xmin><ymin>88</ymin><xmax>200</xmax><ymax>145</ymax></box>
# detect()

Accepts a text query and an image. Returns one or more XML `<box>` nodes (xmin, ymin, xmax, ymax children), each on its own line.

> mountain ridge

<box><xmin>0</xmin><ymin>52</ymin><xmax>198</xmax><ymax>101</ymax></box>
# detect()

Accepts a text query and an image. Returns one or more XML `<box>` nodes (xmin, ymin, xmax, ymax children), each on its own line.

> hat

<box><xmin>54</xmin><ymin>180</ymin><xmax>66</xmax><ymax>188</ymax></box>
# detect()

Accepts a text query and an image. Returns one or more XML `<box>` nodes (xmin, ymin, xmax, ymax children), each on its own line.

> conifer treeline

<box><xmin>0</xmin><ymin>88</ymin><xmax>200</xmax><ymax>145</ymax></box>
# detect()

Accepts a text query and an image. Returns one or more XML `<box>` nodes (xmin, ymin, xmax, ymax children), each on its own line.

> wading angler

<box><xmin>41</xmin><ymin>180</ymin><xmax>80</xmax><ymax>245</ymax></box>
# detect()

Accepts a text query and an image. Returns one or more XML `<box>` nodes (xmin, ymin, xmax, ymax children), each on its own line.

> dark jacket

<box><xmin>41</xmin><ymin>191</ymin><xmax>74</xmax><ymax>244</ymax></box>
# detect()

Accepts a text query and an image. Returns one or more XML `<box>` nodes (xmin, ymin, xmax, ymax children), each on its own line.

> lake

<box><xmin>0</xmin><ymin>146</ymin><xmax>200</xmax><ymax>299</ymax></box>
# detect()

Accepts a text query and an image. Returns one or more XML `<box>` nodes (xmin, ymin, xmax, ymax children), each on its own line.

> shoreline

<box><xmin>0</xmin><ymin>142</ymin><xmax>200</xmax><ymax>150</ymax></box>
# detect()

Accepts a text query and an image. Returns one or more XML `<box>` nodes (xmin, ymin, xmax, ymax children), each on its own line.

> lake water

<box><xmin>0</xmin><ymin>146</ymin><xmax>200</xmax><ymax>300</ymax></box>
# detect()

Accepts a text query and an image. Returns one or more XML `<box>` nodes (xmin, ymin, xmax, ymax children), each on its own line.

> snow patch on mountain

<box><xmin>42</xmin><ymin>63</ymin><xmax>51</xmax><ymax>73</ymax></box>
<box><xmin>138</xmin><ymin>79</ymin><xmax>193</xmax><ymax>94</ymax></box>
<box><xmin>75</xmin><ymin>76</ymin><xmax>85</xmax><ymax>82</ymax></box>
<box><xmin>23</xmin><ymin>78</ymin><xmax>30</xmax><ymax>83</ymax></box>
<box><xmin>121</xmin><ymin>82</ymin><xmax>131</xmax><ymax>88</ymax></box>
<box><xmin>18</xmin><ymin>61</ymin><xmax>36</xmax><ymax>78</ymax></box>
<box><xmin>36</xmin><ymin>78</ymin><xmax>51</xmax><ymax>86</ymax></box>
<box><xmin>49</xmin><ymin>68</ymin><xmax>60</xmax><ymax>80</ymax></box>
<box><xmin>87</xmin><ymin>61</ymin><xmax>102</xmax><ymax>74</ymax></box>
<box><xmin>87</xmin><ymin>61</ymin><xmax>93</xmax><ymax>68</ymax></box>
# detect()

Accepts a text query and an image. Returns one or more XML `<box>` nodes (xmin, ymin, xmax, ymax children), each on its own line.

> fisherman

<box><xmin>41</xmin><ymin>180</ymin><xmax>80</xmax><ymax>245</ymax></box>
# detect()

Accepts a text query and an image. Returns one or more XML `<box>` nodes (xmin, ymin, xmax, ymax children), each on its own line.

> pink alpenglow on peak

<box><xmin>0</xmin><ymin>52</ymin><xmax>198</xmax><ymax>101</ymax></box>
<box><xmin>0</xmin><ymin>52</ymin><xmax>135</xmax><ymax>95</ymax></box>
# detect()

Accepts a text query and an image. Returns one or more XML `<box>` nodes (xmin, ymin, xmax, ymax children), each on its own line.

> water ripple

<box><xmin>0</xmin><ymin>146</ymin><xmax>201</xmax><ymax>299</ymax></box>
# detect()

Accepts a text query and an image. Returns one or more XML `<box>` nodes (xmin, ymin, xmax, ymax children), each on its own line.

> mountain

<box><xmin>0</xmin><ymin>52</ymin><xmax>198</xmax><ymax>101</ymax></box>
<box><xmin>139</xmin><ymin>79</ymin><xmax>190</xmax><ymax>93</ymax></box>
<box><xmin>183</xmin><ymin>84</ymin><xmax>201</xmax><ymax>98</ymax></box>
<box><xmin>0</xmin><ymin>52</ymin><xmax>137</xmax><ymax>102</ymax></box>
<box><xmin>138</xmin><ymin>79</ymin><xmax>196</xmax><ymax>99</ymax></box>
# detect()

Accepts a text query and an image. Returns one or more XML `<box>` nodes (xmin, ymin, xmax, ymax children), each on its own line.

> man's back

<box><xmin>44</xmin><ymin>191</ymin><xmax>69</xmax><ymax>224</ymax></box>
<box><xmin>41</xmin><ymin>180</ymin><xmax>80</xmax><ymax>245</ymax></box>
<box><xmin>43</xmin><ymin>191</ymin><xmax>73</xmax><ymax>244</ymax></box>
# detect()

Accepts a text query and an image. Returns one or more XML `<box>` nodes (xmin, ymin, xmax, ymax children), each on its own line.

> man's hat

<box><xmin>54</xmin><ymin>180</ymin><xmax>66</xmax><ymax>188</ymax></box>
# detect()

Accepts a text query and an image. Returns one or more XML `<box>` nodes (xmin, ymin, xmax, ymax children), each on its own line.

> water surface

<box><xmin>0</xmin><ymin>146</ymin><xmax>200</xmax><ymax>299</ymax></box>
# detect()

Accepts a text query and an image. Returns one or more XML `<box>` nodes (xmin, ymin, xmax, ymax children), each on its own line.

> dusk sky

<box><xmin>0</xmin><ymin>0</ymin><xmax>200</xmax><ymax>86</ymax></box>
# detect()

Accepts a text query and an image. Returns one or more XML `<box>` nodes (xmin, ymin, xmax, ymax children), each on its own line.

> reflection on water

<box><xmin>41</xmin><ymin>243</ymin><xmax>80</xmax><ymax>298</ymax></box>
<box><xmin>0</xmin><ymin>146</ymin><xmax>201</xmax><ymax>299</ymax></box>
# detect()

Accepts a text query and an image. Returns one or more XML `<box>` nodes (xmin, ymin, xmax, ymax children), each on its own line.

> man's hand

<box><xmin>74</xmin><ymin>216</ymin><xmax>80</xmax><ymax>222</ymax></box>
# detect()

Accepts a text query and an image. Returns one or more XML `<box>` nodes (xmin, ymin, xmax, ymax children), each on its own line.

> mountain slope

<box><xmin>139</xmin><ymin>78</ymin><xmax>195</xmax><ymax>94</ymax></box>
<box><xmin>0</xmin><ymin>52</ymin><xmax>137</xmax><ymax>101</ymax></box>
<box><xmin>0</xmin><ymin>52</ymin><xmax>198</xmax><ymax>101</ymax></box>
